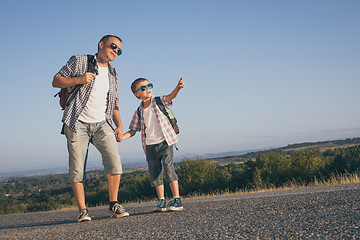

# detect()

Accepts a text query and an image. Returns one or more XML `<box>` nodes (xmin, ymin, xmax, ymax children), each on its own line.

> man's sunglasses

<box><xmin>135</xmin><ymin>83</ymin><xmax>153</xmax><ymax>93</ymax></box>
<box><xmin>109</xmin><ymin>43</ymin><xmax>122</xmax><ymax>56</ymax></box>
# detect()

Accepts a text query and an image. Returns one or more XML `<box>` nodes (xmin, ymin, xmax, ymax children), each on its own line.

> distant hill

<box><xmin>208</xmin><ymin>137</ymin><xmax>360</xmax><ymax>165</ymax></box>
<box><xmin>2</xmin><ymin>137</ymin><xmax>360</xmax><ymax>179</ymax></box>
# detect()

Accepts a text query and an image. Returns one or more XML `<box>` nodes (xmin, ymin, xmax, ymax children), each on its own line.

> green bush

<box><xmin>177</xmin><ymin>159</ymin><xmax>230</xmax><ymax>195</ymax></box>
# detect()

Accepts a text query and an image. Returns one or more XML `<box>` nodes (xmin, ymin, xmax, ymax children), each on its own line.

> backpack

<box><xmin>54</xmin><ymin>55</ymin><xmax>97</xmax><ymax>110</ymax></box>
<box><xmin>137</xmin><ymin>96</ymin><xmax>180</xmax><ymax>135</ymax></box>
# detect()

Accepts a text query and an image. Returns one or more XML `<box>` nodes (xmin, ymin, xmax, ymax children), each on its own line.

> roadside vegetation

<box><xmin>1</xmin><ymin>141</ymin><xmax>359</xmax><ymax>215</ymax></box>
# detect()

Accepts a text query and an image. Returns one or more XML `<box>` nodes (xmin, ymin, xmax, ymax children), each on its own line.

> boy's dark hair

<box><xmin>131</xmin><ymin>78</ymin><xmax>148</xmax><ymax>94</ymax></box>
<box><xmin>98</xmin><ymin>35</ymin><xmax>122</xmax><ymax>50</ymax></box>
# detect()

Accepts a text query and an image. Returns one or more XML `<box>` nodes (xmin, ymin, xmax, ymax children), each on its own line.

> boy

<box><xmin>120</xmin><ymin>77</ymin><xmax>185</xmax><ymax>211</ymax></box>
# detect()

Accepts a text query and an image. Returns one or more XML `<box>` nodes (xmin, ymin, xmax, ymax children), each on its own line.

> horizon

<box><xmin>1</xmin><ymin>136</ymin><xmax>359</xmax><ymax>178</ymax></box>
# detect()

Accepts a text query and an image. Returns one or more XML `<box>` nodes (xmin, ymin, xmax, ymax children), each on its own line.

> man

<box><xmin>52</xmin><ymin>35</ymin><xmax>129</xmax><ymax>222</ymax></box>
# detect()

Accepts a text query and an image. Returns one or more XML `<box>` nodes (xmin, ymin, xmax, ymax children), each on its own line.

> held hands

<box><xmin>118</xmin><ymin>130</ymin><xmax>136</xmax><ymax>142</ymax></box>
<box><xmin>116</xmin><ymin>130</ymin><xmax>126</xmax><ymax>142</ymax></box>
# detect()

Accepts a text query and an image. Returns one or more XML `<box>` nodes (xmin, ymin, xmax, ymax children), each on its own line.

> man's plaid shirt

<box><xmin>129</xmin><ymin>96</ymin><xmax>178</xmax><ymax>152</ymax></box>
<box><xmin>56</xmin><ymin>55</ymin><xmax>119</xmax><ymax>132</ymax></box>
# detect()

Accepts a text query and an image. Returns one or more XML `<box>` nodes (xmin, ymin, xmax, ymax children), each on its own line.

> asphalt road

<box><xmin>1</xmin><ymin>183</ymin><xmax>359</xmax><ymax>239</ymax></box>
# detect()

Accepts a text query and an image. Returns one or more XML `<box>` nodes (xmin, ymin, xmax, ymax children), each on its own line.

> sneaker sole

<box><xmin>78</xmin><ymin>217</ymin><xmax>91</xmax><ymax>222</ymax></box>
<box><xmin>168</xmin><ymin>206</ymin><xmax>183</xmax><ymax>211</ymax></box>
<box><xmin>153</xmin><ymin>207</ymin><xmax>167</xmax><ymax>212</ymax></box>
<box><xmin>110</xmin><ymin>211</ymin><xmax>130</xmax><ymax>218</ymax></box>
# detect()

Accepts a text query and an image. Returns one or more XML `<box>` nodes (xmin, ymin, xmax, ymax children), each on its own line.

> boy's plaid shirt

<box><xmin>129</xmin><ymin>96</ymin><xmax>178</xmax><ymax>152</ymax></box>
<box><xmin>56</xmin><ymin>55</ymin><xmax>119</xmax><ymax>132</ymax></box>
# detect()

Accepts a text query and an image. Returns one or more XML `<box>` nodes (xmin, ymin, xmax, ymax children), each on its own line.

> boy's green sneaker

<box><xmin>153</xmin><ymin>198</ymin><xmax>167</xmax><ymax>212</ymax></box>
<box><xmin>168</xmin><ymin>197</ymin><xmax>183</xmax><ymax>211</ymax></box>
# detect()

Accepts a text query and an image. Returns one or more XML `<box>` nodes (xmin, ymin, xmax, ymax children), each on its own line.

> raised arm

<box><xmin>165</xmin><ymin>77</ymin><xmax>185</xmax><ymax>102</ymax></box>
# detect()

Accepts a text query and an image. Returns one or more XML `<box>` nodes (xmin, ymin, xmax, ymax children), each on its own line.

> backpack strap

<box><xmin>87</xmin><ymin>54</ymin><xmax>95</xmax><ymax>63</ymax></box>
<box><xmin>86</xmin><ymin>54</ymin><xmax>97</xmax><ymax>74</ymax></box>
<box><xmin>137</xmin><ymin>97</ymin><xmax>164</xmax><ymax>118</ymax></box>
<box><xmin>65</xmin><ymin>55</ymin><xmax>96</xmax><ymax>107</ymax></box>
<box><xmin>137</xmin><ymin>106</ymin><xmax>141</xmax><ymax>119</ymax></box>
<box><xmin>155</xmin><ymin>96</ymin><xmax>165</xmax><ymax>110</ymax></box>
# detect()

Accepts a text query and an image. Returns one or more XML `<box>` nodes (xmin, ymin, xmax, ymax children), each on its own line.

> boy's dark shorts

<box><xmin>145</xmin><ymin>140</ymin><xmax>179</xmax><ymax>187</ymax></box>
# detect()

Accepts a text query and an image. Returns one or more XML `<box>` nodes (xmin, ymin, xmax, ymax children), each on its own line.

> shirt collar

<box><xmin>94</xmin><ymin>54</ymin><xmax>116</xmax><ymax>76</ymax></box>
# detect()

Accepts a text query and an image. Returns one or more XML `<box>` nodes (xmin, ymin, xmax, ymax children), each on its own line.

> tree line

<box><xmin>1</xmin><ymin>145</ymin><xmax>360</xmax><ymax>215</ymax></box>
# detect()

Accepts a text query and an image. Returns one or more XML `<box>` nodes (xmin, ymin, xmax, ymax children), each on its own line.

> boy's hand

<box><xmin>165</xmin><ymin>77</ymin><xmax>185</xmax><ymax>102</ymax></box>
<box><xmin>118</xmin><ymin>135</ymin><xmax>125</xmax><ymax>142</ymax></box>
<box><xmin>118</xmin><ymin>133</ymin><xmax>129</xmax><ymax>142</ymax></box>
<box><xmin>177</xmin><ymin>77</ymin><xmax>185</xmax><ymax>89</ymax></box>
<box><xmin>118</xmin><ymin>131</ymin><xmax>136</xmax><ymax>142</ymax></box>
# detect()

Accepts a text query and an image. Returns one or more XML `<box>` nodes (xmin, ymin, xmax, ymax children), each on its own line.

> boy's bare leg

<box><xmin>72</xmin><ymin>182</ymin><xmax>86</xmax><ymax>210</ymax></box>
<box><xmin>168</xmin><ymin>180</ymin><xmax>183</xmax><ymax>211</ymax></box>
<box><xmin>107</xmin><ymin>174</ymin><xmax>121</xmax><ymax>202</ymax></box>
<box><xmin>155</xmin><ymin>184</ymin><xmax>165</xmax><ymax>199</ymax></box>
<box><xmin>153</xmin><ymin>184</ymin><xmax>166</xmax><ymax>212</ymax></box>
<box><xmin>169</xmin><ymin>180</ymin><xmax>180</xmax><ymax>197</ymax></box>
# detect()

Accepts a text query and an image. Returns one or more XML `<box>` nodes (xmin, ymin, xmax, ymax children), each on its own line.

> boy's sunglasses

<box><xmin>109</xmin><ymin>43</ymin><xmax>122</xmax><ymax>56</ymax></box>
<box><xmin>135</xmin><ymin>83</ymin><xmax>153</xmax><ymax>93</ymax></box>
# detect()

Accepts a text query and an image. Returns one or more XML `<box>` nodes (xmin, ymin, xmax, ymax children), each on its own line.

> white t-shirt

<box><xmin>143</xmin><ymin>101</ymin><xmax>165</xmax><ymax>145</ymax></box>
<box><xmin>78</xmin><ymin>66</ymin><xmax>109</xmax><ymax>122</ymax></box>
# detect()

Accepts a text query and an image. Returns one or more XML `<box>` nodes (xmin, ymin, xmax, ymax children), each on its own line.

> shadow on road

<box><xmin>0</xmin><ymin>219</ymin><xmax>77</xmax><ymax>230</ymax></box>
<box><xmin>0</xmin><ymin>210</ymin><xmax>159</xmax><ymax>230</ymax></box>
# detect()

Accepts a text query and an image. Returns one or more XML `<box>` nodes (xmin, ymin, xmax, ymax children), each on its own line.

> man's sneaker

<box><xmin>168</xmin><ymin>197</ymin><xmax>183</xmax><ymax>211</ymax></box>
<box><xmin>109</xmin><ymin>202</ymin><xmax>130</xmax><ymax>218</ymax></box>
<box><xmin>78</xmin><ymin>209</ymin><xmax>91</xmax><ymax>222</ymax></box>
<box><xmin>153</xmin><ymin>198</ymin><xmax>167</xmax><ymax>212</ymax></box>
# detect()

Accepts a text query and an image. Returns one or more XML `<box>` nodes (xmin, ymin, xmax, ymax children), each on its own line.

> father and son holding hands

<box><xmin>53</xmin><ymin>35</ymin><xmax>185</xmax><ymax>222</ymax></box>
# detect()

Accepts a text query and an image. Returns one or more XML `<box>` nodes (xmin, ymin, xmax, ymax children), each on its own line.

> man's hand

<box><xmin>78</xmin><ymin>72</ymin><xmax>95</xmax><ymax>85</ymax></box>
<box><xmin>115</xmin><ymin>127</ymin><xmax>123</xmax><ymax>142</ymax></box>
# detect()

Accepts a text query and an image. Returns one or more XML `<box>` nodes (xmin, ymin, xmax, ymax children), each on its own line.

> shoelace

<box><xmin>156</xmin><ymin>198</ymin><xmax>165</xmax><ymax>207</ymax></box>
<box><xmin>168</xmin><ymin>198</ymin><xmax>177</xmax><ymax>206</ymax></box>
<box><xmin>79</xmin><ymin>209</ymin><xmax>88</xmax><ymax>218</ymax></box>
<box><xmin>112</xmin><ymin>203</ymin><xmax>125</xmax><ymax>213</ymax></box>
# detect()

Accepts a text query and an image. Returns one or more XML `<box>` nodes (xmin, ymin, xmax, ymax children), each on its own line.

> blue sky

<box><xmin>0</xmin><ymin>0</ymin><xmax>359</xmax><ymax>174</ymax></box>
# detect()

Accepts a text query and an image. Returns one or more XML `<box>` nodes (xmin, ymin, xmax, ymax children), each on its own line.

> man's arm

<box><xmin>165</xmin><ymin>77</ymin><xmax>185</xmax><ymax>102</ymax></box>
<box><xmin>52</xmin><ymin>73</ymin><xmax>95</xmax><ymax>88</ymax></box>
<box><xmin>113</xmin><ymin>105</ymin><xmax>123</xmax><ymax>142</ymax></box>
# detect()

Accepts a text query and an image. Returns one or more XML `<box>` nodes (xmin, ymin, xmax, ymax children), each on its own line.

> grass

<box><xmin>180</xmin><ymin>171</ymin><xmax>360</xmax><ymax>200</ymax></box>
<box><xmin>313</xmin><ymin>171</ymin><xmax>360</xmax><ymax>186</ymax></box>
<box><xmin>103</xmin><ymin>171</ymin><xmax>360</xmax><ymax>206</ymax></box>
